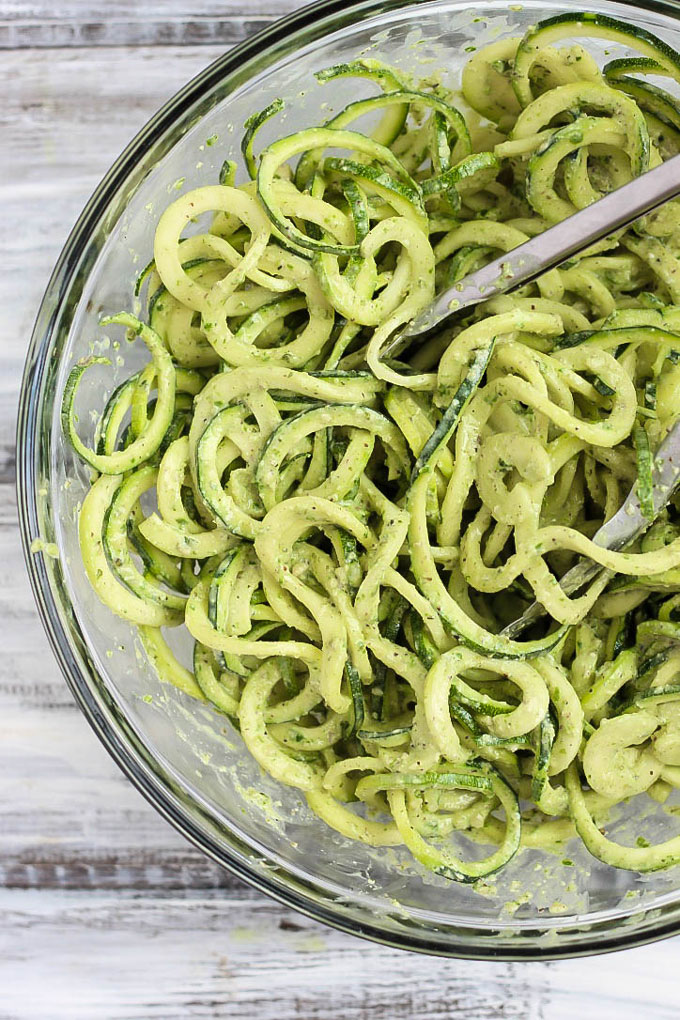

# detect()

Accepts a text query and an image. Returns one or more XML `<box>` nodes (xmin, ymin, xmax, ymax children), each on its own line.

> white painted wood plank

<box><xmin>0</xmin><ymin>500</ymin><xmax>238</xmax><ymax>892</ymax></box>
<box><xmin>1</xmin><ymin>44</ymin><xmax>223</xmax><ymax>470</ymax></box>
<box><xmin>3</xmin><ymin>888</ymin><xmax>680</xmax><ymax>1020</ymax></box>
<box><xmin>0</xmin><ymin>39</ymin><xmax>285</xmax><ymax>892</ymax></box>
<box><xmin>0</xmin><ymin>45</ymin><xmax>225</xmax><ymax>186</ymax></box>
<box><xmin>1</xmin><ymin>5</ymin><xmax>679</xmax><ymax>1011</ymax></box>
<box><xmin>0</xmin><ymin>0</ymin><xmax>299</xmax><ymax>47</ymax></box>
<box><xmin>1</xmin><ymin>1</ymin><xmax>294</xmax><ymax>16</ymax></box>
<box><xmin>0</xmin><ymin>15</ymin><xmax>274</xmax><ymax>48</ymax></box>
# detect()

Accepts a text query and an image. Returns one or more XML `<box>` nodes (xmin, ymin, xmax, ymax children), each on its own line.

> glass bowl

<box><xmin>17</xmin><ymin>0</ymin><xmax>680</xmax><ymax>959</ymax></box>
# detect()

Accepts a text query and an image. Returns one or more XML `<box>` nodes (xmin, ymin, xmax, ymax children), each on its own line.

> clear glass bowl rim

<box><xmin>16</xmin><ymin>0</ymin><xmax>680</xmax><ymax>959</ymax></box>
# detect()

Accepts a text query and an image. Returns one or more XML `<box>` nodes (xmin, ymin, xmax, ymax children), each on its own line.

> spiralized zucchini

<box><xmin>64</xmin><ymin>13</ymin><xmax>680</xmax><ymax>884</ymax></box>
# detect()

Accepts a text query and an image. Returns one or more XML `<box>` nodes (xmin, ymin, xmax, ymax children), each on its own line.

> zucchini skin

<box><xmin>63</xmin><ymin>13</ymin><xmax>680</xmax><ymax>885</ymax></box>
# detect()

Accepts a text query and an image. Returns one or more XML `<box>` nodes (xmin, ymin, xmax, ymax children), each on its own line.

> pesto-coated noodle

<box><xmin>65</xmin><ymin>13</ymin><xmax>680</xmax><ymax>882</ymax></box>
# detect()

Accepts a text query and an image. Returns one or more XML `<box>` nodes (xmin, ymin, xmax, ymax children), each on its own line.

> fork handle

<box><xmin>402</xmin><ymin>153</ymin><xmax>680</xmax><ymax>338</ymax></box>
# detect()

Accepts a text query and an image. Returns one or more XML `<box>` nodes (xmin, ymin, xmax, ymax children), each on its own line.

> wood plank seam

<box><xmin>0</xmin><ymin>16</ymin><xmax>276</xmax><ymax>49</ymax></box>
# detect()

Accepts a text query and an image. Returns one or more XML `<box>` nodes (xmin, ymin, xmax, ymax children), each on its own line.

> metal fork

<box><xmin>501</xmin><ymin>424</ymin><xmax>680</xmax><ymax>639</ymax></box>
<box><xmin>387</xmin><ymin>154</ymin><xmax>680</xmax><ymax>637</ymax></box>
<box><xmin>387</xmin><ymin>153</ymin><xmax>680</xmax><ymax>352</ymax></box>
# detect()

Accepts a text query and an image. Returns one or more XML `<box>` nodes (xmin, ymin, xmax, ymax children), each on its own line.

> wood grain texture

<box><xmin>4</xmin><ymin>889</ymin><xmax>680</xmax><ymax>1020</ymax></box>
<box><xmin>1</xmin><ymin>38</ymin><xmax>237</xmax><ymax>899</ymax></box>
<box><xmin>3</xmin><ymin>2</ymin><xmax>680</xmax><ymax>1017</ymax></box>
<box><xmin>0</xmin><ymin>1</ymin><xmax>299</xmax><ymax>47</ymax></box>
<box><xmin>1</xmin><ymin>43</ymin><xmax>224</xmax><ymax>471</ymax></box>
<box><xmin>1</xmin><ymin>0</ymin><xmax>294</xmax><ymax>15</ymax></box>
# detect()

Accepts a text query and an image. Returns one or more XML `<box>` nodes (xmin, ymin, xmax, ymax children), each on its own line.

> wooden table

<box><xmin>2</xmin><ymin>3</ymin><xmax>679</xmax><ymax>1016</ymax></box>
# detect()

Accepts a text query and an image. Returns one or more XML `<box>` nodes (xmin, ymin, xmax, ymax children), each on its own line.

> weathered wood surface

<box><xmin>3</xmin><ymin>2</ymin><xmax>680</xmax><ymax>1017</ymax></box>
<box><xmin>0</xmin><ymin>1</ymin><xmax>298</xmax><ymax>47</ymax></box>
<box><xmin>4</xmin><ymin>888</ymin><xmax>680</xmax><ymax>1020</ymax></box>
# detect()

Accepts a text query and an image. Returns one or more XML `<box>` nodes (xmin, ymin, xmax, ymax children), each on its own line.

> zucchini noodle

<box><xmin>64</xmin><ymin>13</ymin><xmax>680</xmax><ymax>884</ymax></box>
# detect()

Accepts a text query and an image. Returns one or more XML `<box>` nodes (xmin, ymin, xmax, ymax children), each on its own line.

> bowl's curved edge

<box><xmin>15</xmin><ymin>0</ymin><xmax>680</xmax><ymax>959</ymax></box>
